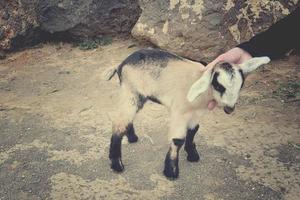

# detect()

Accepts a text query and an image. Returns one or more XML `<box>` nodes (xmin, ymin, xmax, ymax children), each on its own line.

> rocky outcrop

<box><xmin>0</xmin><ymin>0</ymin><xmax>141</xmax><ymax>51</ymax></box>
<box><xmin>132</xmin><ymin>0</ymin><xmax>299</xmax><ymax>61</ymax></box>
<box><xmin>38</xmin><ymin>0</ymin><xmax>141</xmax><ymax>38</ymax></box>
<box><xmin>0</xmin><ymin>0</ymin><xmax>40</xmax><ymax>50</ymax></box>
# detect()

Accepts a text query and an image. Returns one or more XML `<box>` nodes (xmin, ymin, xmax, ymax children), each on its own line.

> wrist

<box><xmin>236</xmin><ymin>42</ymin><xmax>255</xmax><ymax>58</ymax></box>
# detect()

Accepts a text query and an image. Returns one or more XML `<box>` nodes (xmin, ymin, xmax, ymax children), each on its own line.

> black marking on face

<box><xmin>239</xmin><ymin>69</ymin><xmax>245</xmax><ymax>88</ymax></box>
<box><xmin>220</xmin><ymin>63</ymin><xmax>234</xmax><ymax>74</ymax></box>
<box><xmin>212</xmin><ymin>72</ymin><xmax>226</xmax><ymax>96</ymax></box>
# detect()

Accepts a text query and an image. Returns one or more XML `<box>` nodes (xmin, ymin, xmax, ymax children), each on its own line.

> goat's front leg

<box><xmin>163</xmin><ymin>112</ymin><xmax>189</xmax><ymax>179</ymax></box>
<box><xmin>109</xmin><ymin>127</ymin><xmax>125</xmax><ymax>172</ymax></box>
<box><xmin>185</xmin><ymin>123</ymin><xmax>200</xmax><ymax>162</ymax></box>
<box><xmin>163</xmin><ymin>138</ymin><xmax>185</xmax><ymax>179</ymax></box>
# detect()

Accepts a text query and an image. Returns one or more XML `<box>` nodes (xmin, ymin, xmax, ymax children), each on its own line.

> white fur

<box><xmin>240</xmin><ymin>57</ymin><xmax>270</xmax><ymax>74</ymax></box>
<box><xmin>112</xmin><ymin>59</ymin><xmax>209</xmax><ymax>140</ymax></box>
<box><xmin>112</xmin><ymin>55</ymin><xmax>270</xmax><ymax>141</ymax></box>
<box><xmin>109</xmin><ymin>51</ymin><xmax>270</xmax><ymax>178</ymax></box>
<box><xmin>187</xmin><ymin>67</ymin><xmax>213</xmax><ymax>102</ymax></box>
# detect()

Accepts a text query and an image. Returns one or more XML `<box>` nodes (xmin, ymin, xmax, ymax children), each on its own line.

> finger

<box><xmin>217</xmin><ymin>53</ymin><xmax>238</xmax><ymax>63</ymax></box>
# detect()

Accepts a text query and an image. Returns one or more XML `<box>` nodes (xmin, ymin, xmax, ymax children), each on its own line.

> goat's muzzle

<box><xmin>224</xmin><ymin>106</ymin><xmax>235</xmax><ymax>114</ymax></box>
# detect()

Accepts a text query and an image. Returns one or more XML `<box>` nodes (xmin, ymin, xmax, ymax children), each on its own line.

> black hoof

<box><xmin>125</xmin><ymin>123</ymin><xmax>138</xmax><ymax>143</ymax></box>
<box><xmin>110</xmin><ymin>158</ymin><xmax>124</xmax><ymax>172</ymax></box>
<box><xmin>163</xmin><ymin>161</ymin><xmax>179</xmax><ymax>179</ymax></box>
<box><xmin>187</xmin><ymin>151</ymin><xmax>200</xmax><ymax>162</ymax></box>
<box><xmin>185</xmin><ymin>143</ymin><xmax>200</xmax><ymax>162</ymax></box>
<box><xmin>163</xmin><ymin>155</ymin><xmax>179</xmax><ymax>179</ymax></box>
<box><xmin>126</xmin><ymin>133</ymin><xmax>138</xmax><ymax>143</ymax></box>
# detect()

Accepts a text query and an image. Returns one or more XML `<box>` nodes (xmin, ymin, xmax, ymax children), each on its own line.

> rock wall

<box><xmin>1</xmin><ymin>0</ymin><xmax>298</xmax><ymax>57</ymax></box>
<box><xmin>132</xmin><ymin>0</ymin><xmax>299</xmax><ymax>61</ymax></box>
<box><xmin>0</xmin><ymin>0</ymin><xmax>141</xmax><ymax>51</ymax></box>
<box><xmin>38</xmin><ymin>0</ymin><xmax>141</xmax><ymax>38</ymax></box>
<box><xmin>0</xmin><ymin>0</ymin><xmax>40</xmax><ymax>50</ymax></box>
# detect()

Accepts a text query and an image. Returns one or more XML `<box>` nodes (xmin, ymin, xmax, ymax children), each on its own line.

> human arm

<box><xmin>237</xmin><ymin>7</ymin><xmax>300</xmax><ymax>60</ymax></box>
<box><xmin>215</xmin><ymin>7</ymin><xmax>300</xmax><ymax>64</ymax></box>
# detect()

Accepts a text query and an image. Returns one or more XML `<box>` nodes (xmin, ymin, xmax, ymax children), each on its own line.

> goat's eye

<box><xmin>214</xmin><ymin>84</ymin><xmax>225</xmax><ymax>94</ymax></box>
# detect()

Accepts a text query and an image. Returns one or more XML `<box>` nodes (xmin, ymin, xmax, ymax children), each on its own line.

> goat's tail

<box><xmin>102</xmin><ymin>67</ymin><xmax>118</xmax><ymax>81</ymax></box>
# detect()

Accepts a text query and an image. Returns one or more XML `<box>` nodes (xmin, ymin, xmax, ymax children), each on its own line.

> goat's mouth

<box><xmin>224</xmin><ymin>106</ymin><xmax>235</xmax><ymax>114</ymax></box>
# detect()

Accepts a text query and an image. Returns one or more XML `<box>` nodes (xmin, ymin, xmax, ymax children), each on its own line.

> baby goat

<box><xmin>107</xmin><ymin>49</ymin><xmax>270</xmax><ymax>179</ymax></box>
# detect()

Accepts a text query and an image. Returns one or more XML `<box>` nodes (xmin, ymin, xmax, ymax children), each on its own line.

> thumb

<box><xmin>213</xmin><ymin>54</ymin><xmax>224</xmax><ymax>63</ymax></box>
<box><xmin>207</xmin><ymin>100</ymin><xmax>217</xmax><ymax>110</ymax></box>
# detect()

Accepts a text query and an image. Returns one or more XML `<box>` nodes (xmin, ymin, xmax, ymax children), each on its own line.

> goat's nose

<box><xmin>224</xmin><ymin>106</ymin><xmax>235</xmax><ymax>114</ymax></box>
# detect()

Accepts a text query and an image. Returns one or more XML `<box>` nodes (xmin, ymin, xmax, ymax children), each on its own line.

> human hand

<box><xmin>214</xmin><ymin>47</ymin><xmax>252</xmax><ymax>64</ymax></box>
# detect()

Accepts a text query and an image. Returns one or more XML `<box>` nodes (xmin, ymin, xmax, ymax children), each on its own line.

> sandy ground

<box><xmin>0</xmin><ymin>38</ymin><xmax>299</xmax><ymax>200</ymax></box>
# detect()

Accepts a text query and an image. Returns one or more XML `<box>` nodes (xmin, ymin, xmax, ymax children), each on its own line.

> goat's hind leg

<box><xmin>125</xmin><ymin>122</ymin><xmax>138</xmax><ymax>143</ymax></box>
<box><xmin>109</xmin><ymin>85</ymin><xmax>142</xmax><ymax>172</ymax></box>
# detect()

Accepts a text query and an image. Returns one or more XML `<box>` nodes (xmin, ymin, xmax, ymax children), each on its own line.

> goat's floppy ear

<box><xmin>240</xmin><ymin>56</ymin><xmax>270</xmax><ymax>74</ymax></box>
<box><xmin>187</xmin><ymin>68</ymin><xmax>213</xmax><ymax>102</ymax></box>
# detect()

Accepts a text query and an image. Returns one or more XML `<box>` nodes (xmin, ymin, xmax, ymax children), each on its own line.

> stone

<box><xmin>0</xmin><ymin>0</ymin><xmax>40</xmax><ymax>50</ymax></box>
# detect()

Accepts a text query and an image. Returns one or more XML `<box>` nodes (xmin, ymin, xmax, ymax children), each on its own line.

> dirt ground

<box><xmin>0</xmin><ymin>38</ymin><xmax>299</xmax><ymax>200</ymax></box>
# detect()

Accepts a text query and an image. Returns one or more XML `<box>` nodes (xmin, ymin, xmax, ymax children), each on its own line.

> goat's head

<box><xmin>187</xmin><ymin>57</ymin><xmax>270</xmax><ymax>114</ymax></box>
